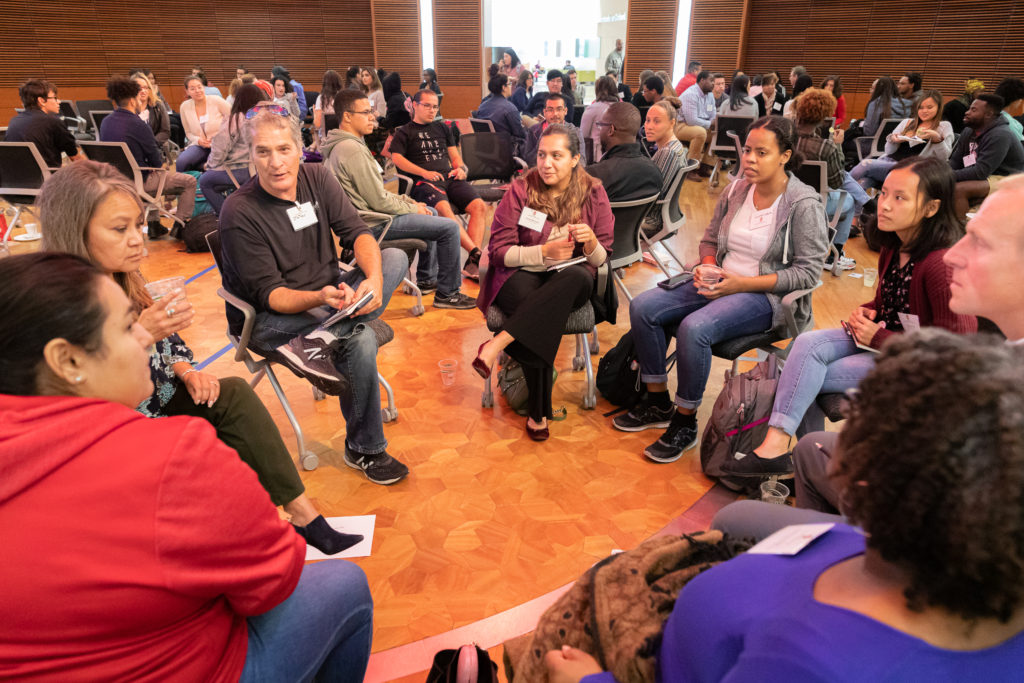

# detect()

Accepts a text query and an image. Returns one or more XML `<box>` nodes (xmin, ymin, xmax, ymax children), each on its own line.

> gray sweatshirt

<box><xmin>322</xmin><ymin>129</ymin><xmax>419</xmax><ymax>219</ymax></box>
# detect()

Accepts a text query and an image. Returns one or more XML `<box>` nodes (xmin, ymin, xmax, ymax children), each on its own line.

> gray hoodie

<box><xmin>699</xmin><ymin>173</ymin><xmax>829</xmax><ymax>331</ymax></box>
<box><xmin>322</xmin><ymin>129</ymin><xmax>419</xmax><ymax>220</ymax></box>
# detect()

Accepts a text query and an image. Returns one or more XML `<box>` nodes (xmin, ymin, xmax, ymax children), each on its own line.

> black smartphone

<box><xmin>657</xmin><ymin>272</ymin><xmax>693</xmax><ymax>290</ymax></box>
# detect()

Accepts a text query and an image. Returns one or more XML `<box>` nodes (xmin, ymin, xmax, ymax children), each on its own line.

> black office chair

<box><xmin>572</xmin><ymin>105</ymin><xmax>586</xmax><ymax>128</ymax></box>
<box><xmin>89</xmin><ymin>110</ymin><xmax>113</xmax><ymax>134</ymax></box>
<box><xmin>707</xmin><ymin>115</ymin><xmax>755</xmax><ymax>188</ymax></box>
<box><xmin>609</xmin><ymin>193</ymin><xmax>661</xmax><ymax>301</ymax></box>
<box><xmin>856</xmin><ymin>118</ymin><xmax>903</xmax><ymax>161</ymax></box>
<box><xmin>58</xmin><ymin>101</ymin><xmax>90</xmax><ymax>139</ymax></box>
<box><xmin>78</xmin><ymin>141</ymin><xmax>185</xmax><ymax>229</ymax></box>
<box><xmin>76</xmin><ymin>99</ymin><xmax>113</xmax><ymax>137</ymax></box>
<box><xmin>640</xmin><ymin>158</ymin><xmax>699</xmax><ymax>275</ymax></box>
<box><xmin>468</xmin><ymin>118</ymin><xmax>495</xmax><ymax>133</ymax></box>
<box><xmin>0</xmin><ymin>142</ymin><xmax>51</xmax><ymax>248</ymax></box>
<box><xmin>459</xmin><ymin>131</ymin><xmax>527</xmax><ymax>203</ymax></box>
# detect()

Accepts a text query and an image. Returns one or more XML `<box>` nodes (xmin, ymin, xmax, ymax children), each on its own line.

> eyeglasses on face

<box><xmin>415</xmin><ymin>102</ymin><xmax>440</xmax><ymax>110</ymax></box>
<box><xmin>544</xmin><ymin>107</ymin><xmax>567</xmax><ymax>114</ymax></box>
<box><xmin>245</xmin><ymin>103</ymin><xmax>290</xmax><ymax>119</ymax></box>
<box><xmin>349</xmin><ymin>109</ymin><xmax>375</xmax><ymax>117</ymax></box>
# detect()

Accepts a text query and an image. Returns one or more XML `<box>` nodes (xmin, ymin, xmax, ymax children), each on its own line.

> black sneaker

<box><xmin>721</xmin><ymin>450</ymin><xmax>794</xmax><ymax>477</ymax></box>
<box><xmin>416</xmin><ymin>279</ymin><xmax>438</xmax><ymax>293</ymax></box>
<box><xmin>433</xmin><ymin>291</ymin><xmax>477</xmax><ymax>309</ymax></box>
<box><xmin>344</xmin><ymin>446</ymin><xmax>409</xmax><ymax>485</ymax></box>
<box><xmin>147</xmin><ymin>220</ymin><xmax>169</xmax><ymax>239</ymax></box>
<box><xmin>612</xmin><ymin>398</ymin><xmax>675</xmax><ymax>432</ymax></box>
<box><xmin>643</xmin><ymin>420</ymin><xmax>698</xmax><ymax>463</ymax></box>
<box><xmin>274</xmin><ymin>331</ymin><xmax>348</xmax><ymax>396</ymax></box>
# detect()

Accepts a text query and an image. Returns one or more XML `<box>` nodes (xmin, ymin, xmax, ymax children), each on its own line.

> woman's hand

<box><xmin>542</xmin><ymin>237</ymin><xmax>576</xmax><ymax>261</ymax></box>
<box><xmin>698</xmin><ymin>269</ymin><xmax>748</xmax><ymax>299</ymax></box>
<box><xmin>567</xmin><ymin>223</ymin><xmax>598</xmax><ymax>251</ymax></box>
<box><xmin>917</xmin><ymin>128</ymin><xmax>941</xmax><ymax>143</ymax></box>
<box><xmin>198</xmin><ymin>137</ymin><xmax>212</xmax><ymax>148</ymax></box>
<box><xmin>138</xmin><ymin>294</ymin><xmax>194</xmax><ymax>342</ymax></box>
<box><xmin>182</xmin><ymin>369</ymin><xmax>221</xmax><ymax>407</ymax></box>
<box><xmin>847</xmin><ymin>306</ymin><xmax>882</xmax><ymax>346</ymax></box>
<box><xmin>831</xmin><ymin>127</ymin><xmax>845</xmax><ymax>144</ymax></box>
<box><xmin>544</xmin><ymin>646</ymin><xmax>603</xmax><ymax>683</ymax></box>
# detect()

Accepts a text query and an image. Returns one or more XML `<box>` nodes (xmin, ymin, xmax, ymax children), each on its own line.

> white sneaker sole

<box><xmin>643</xmin><ymin>436</ymin><xmax>698</xmax><ymax>463</ymax></box>
<box><xmin>276</xmin><ymin>344</ymin><xmax>340</xmax><ymax>382</ymax></box>
<box><xmin>343</xmin><ymin>451</ymin><xmax>407</xmax><ymax>485</ymax></box>
<box><xmin>612</xmin><ymin>418</ymin><xmax>672</xmax><ymax>433</ymax></box>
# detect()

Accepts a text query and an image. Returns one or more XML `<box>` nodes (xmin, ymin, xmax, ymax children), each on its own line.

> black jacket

<box><xmin>586</xmin><ymin>143</ymin><xmax>662</xmax><ymax>202</ymax></box>
<box><xmin>949</xmin><ymin>115</ymin><xmax>1024</xmax><ymax>182</ymax></box>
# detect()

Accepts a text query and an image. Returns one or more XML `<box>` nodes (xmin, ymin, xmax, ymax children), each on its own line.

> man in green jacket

<box><xmin>323</xmin><ymin>89</ymin><xmax>476</xmax><ymax>310</ymax></box>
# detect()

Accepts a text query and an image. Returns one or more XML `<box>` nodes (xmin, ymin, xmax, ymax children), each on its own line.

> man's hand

<box><xmin>448</xmin><ymin>166</ymin><xmax>467</xmax><ymax>181</ymax></box>
<box><xmin>544</xmin><ymin>646</ymin><xmax>603</xmax><ymax>683</ymax></box>
<box><xmin>353</xmin><ymin>275</ymin><xmax>384</xmax><ymax>316</ymax></box>
<box><xmin>138</xmin><ymin>294</ymin><xmax>194</xmax><ymax>341</ymax></box>
<box><xmin>320</xmin><ymin>283</ymin><xmax>356</xmax><ymax>310</ymax></box>
<box><xmin>416</xmin><ymin>202</ymin><xmax>433</xmax><ymax>215</ymax></box>
<box><xmin>182</xmin><ymin>369</ymin><xmax>221</xmax><ymax>407</ymax></box>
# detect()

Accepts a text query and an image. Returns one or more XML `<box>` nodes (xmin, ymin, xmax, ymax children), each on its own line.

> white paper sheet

<box><xmin>747</xmin><ymin>523</ymin><xmax>835</xmax><ymax>556</ymax></box>
<box><xmin>304</xmin><ymin>515</ymin><xmax>376</xmax><ymax>561</ymax></box>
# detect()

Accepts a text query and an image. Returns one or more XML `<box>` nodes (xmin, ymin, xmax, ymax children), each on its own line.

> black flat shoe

<box><xmin>721</xmin><ymin>450</ymin><xmax>795</xmax><ymax>477</ymax></box>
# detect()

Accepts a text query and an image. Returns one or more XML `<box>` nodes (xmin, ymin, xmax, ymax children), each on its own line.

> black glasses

<box><xmin>350</xmin><ymin>109</ymin><xmax>375</xmax><ymax>117</ymax></box>
<box><xmin>245</xmin><ymin>103</ymin><xmax>290</xmax><ymax>119</ymax></box>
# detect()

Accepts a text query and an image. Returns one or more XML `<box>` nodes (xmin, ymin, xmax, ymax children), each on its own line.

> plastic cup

<box><xmin>438</xmin><ymin>359</ymin><xmax>457</xmax><ymax>386</ymax></box>
<box><xmin>863</xmin><ymin>267</ymin><xmax>878</xmax><ymax>288</ymax></box>
<box><xmin>145</xmin><ymin>276</ymin><xmax>187</xmax><ymax>305</ymax></box>
<box><xmin>760</xmin><ymin>480</ymin><xmax>790</xmax><ymax>504</ymax></box>
<box><xmin>695</xmin><ymin>265</ymin><xmax>724</xmax><ymax>289</ymax></box>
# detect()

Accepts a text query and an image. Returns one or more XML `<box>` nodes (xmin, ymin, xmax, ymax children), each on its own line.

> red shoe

<box><xmin>526</xmin><ymin>418</ymin><xmax>549</xmax><ymax>441</ymax></box>
<box><xmin>472</xmin><ymin>341</ymin><xmax>491</xmax><ymax>379</ymax></box>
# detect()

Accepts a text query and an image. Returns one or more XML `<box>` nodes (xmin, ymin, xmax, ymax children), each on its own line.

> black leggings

<box><xmin>494</xmin><ymin>265</ymin><xmax>593</xmax><ymax>421</ymax></box>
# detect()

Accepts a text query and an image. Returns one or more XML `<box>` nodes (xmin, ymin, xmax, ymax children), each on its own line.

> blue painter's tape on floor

<box><xmin>185</xmin><ymin>264</ymin><xmax>216</xmax><ymax>285</ymax></box>
<box><xmin>196</xmin><ymin>343</ymin><xmax>233</xmax><ymax>370</ymax></box>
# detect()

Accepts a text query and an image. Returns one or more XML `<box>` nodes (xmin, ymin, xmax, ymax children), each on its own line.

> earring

<box><xmin>74</xmin><ymin>375</ymin><xmax>84</xmax><ymax>383</ymax></box>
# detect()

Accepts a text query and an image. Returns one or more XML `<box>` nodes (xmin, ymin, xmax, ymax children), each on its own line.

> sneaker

<box><xmin>344</xmin><ymin>446</ymin><xmax>409</xmax><ymax>485</ymax></box>
<box><xmin>274</xmin><ymin>331</ymin><xmax>347</xmax><ymax>396</ymax></box>
<box><xmin>643</xmin><ymin>419</ymin><xmax>698</xmax><ymax>463</ymax></box>
<box><xmin>462</xmin><ymin>260</ymin><xmax>479</xmax><ymax>281</ymax></box>
<box><xmin>416</xmin><ymin>279</ymin><xmax>438</xmax><ymax>293</ymax></box>
<box><xmin>433</xmin><ymin>291</ymin><xmax>477</xmax><ymax>309</ymax></box>
<box><xmin>612</xmin><ymin>398</ymin><xmax>675</xmax><ymax>432</ymax></box>
<box><xmin>823</xmin><ymin>251</ymin><xmax>856</xmax><ymax>271</ymax></box>
<box><xmin>147</xmin><ymin>220</ymin><xmax>169</xmax><ymax>240</ymax></box>
<box><xmin>721</xmin><ymin>450</ymin><xmax>795</xmax><ymax>477</ymax></box>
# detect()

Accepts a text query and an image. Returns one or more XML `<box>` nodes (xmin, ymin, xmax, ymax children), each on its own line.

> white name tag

<box><xmin>963</xmin><ymin>152</ymin><xmax>977</xmax><ymax>167</ymax></box>
<box><xmin>748</xmin><ymin>523</ymin><xmax>835</xmax><ymax>555</ymax></box>
<box><xmin>518</xmin><ymin>207</ymin><xmax>547</xmax><ymax>232</ymax></box>
<box><xmin>772</xmin><ymin>101</ymin><xmax>782</xmax><ymax>112</ymax></box>
<box><xmin>898</xmin><ymin>312</ymin><xmax>921</xmax><ymax>333</ymax></box>
<box><xmin>287</xmin><ymin>202</ymin><xmax>318</xmax><ymax>231</ymax></box>
<box><xmin>199</xmin><ymin>115</ymin><xmax>209</xmax><ymax>124</ymax></box>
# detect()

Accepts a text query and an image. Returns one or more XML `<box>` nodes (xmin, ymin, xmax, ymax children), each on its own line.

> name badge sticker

<box><xmin>963</xmin><ymin>152</ymin><xmax>977</xmax><ymax>167</ymax></box>
<box><xmin>518</xmin><ymin>207</ymin><xmax>548</xmax><ymax>232</ymax></box>
<box><xmin>748</xmin><ymin>523</ymin><xmax>835</xmax><ymax>555</ymax></box>
<box><xmin>199</xmin><ymin>115</ymin><xmax>209</xmax><ymax>124</ymax></box>
<box><xmin>897</xmin><ymin>312</ymin><xmax>921</xmax><ymax>333</ymax></box>
<box><xmin>772</xmin><ymin>101</ymin><xmax>783</xmax><ymax>112</ymax></box>
<box><xmin>287</xmin><ymin>202</ymin><xmax>319</xmax><ymax>231</ymax></box>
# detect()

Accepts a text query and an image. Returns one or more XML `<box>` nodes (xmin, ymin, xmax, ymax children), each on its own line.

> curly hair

<box><xmin>794</xmin><ymin>87</ymin><xmax>837</xmax><ymax>125</ymax></box>
<box><xmin>834</xmin><ymin>329</ymin><xmax>1024</xmax><ymax>623</ymax></box>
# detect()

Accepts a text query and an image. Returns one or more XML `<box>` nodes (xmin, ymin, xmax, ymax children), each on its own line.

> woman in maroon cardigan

<box><xmin>474</xmin><ymin>124</ymin><xmax>614</xmax><ymax>440</ymax></box>
<box><xmin>725</xmin><ymin>156</ymin><xmax>977</xmax><ymax>477</ymax></box>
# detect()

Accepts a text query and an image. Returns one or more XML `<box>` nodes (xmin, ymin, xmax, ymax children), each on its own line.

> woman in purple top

<box><xmin>474</xmin><ymin>124</ymin><xmax>613</xmax><ymax>440</ymax></box>
<box><xmin>545</xmin><ymin>330</ymin><xmax>1024</xmax><ymax>682</ymax></box>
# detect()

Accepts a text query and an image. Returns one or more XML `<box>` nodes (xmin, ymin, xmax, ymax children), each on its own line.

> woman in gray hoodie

<box><xmin>612</xmin><ymin>116</ymin><xmax>829</xmax><ymax>464</ymax></box>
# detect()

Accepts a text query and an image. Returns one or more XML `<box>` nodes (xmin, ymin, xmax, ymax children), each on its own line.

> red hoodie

<box><xmin>0</xmin><ymin>395</ymin><xmax>305</xmax><ymax>682</ymax></box>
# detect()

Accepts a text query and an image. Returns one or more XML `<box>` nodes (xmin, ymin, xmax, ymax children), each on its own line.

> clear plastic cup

<box><xmin>145</xmin><ymin>276</ymin><xmax>187</xmax><ymax>305</ymax></box>
<box><xmin>438</xmin><ymin>359</ymin><xmax>457</xmax><ymax>386</ymax></box>
<box><xmin>695</xmin><ymin>264</ymin><xmax>724</xmax><ymax>289</ymax></box>
<box><xmin>863</xmin><ymin>267</ymin><xmax>878</xmax><ymax>288</ymax></box>
<box><xmin>760</xmin><ymin>480</ymin><xmax>790</xmax><ymax>504</ymax></box>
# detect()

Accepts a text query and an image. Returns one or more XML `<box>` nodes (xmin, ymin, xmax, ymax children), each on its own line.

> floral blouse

<box><xmin>136</xmin><ymin>333</ymin><xmax>194</xmax><ymax>417</ymax></box>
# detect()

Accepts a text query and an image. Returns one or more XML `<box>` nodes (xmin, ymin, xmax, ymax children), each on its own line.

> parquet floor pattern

<box><xmin>4</xmin><ymin>178</ymin><xmax>874</xmax><ymax>674</ymax></box>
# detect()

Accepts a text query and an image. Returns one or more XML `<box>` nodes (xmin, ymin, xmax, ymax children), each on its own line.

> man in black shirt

<box><xmin>5</xmin><ymin>79</ymin><xmax>82</xmax><ymax>168</ymax></box>
<box><xmin>524</xmin><ymin>69</ymin><xmax>575</xmax><ymax>123</ymax></box>
<box><xmin>390</xmin><ymin>89</ymin><xmax>486</xmax><ymax>278</ymax></box>
<box><xmin>587</xmin><ymin>102</ymin><xmax>662</xmax><ymax>202</ymax></box>
<box><xmin>522</xmin><ymin>92</ymin><xmax>586</xmax><ymax>167</ymax></box>
<box><xmin>219</xmin><ymin>109</ymin><xmax>409</xmax><ymax>485</ymax></box>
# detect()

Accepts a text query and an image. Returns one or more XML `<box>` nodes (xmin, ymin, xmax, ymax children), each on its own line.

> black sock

<box><xmin>468</xmin><ymin>247</ymin><xmax>481</xmax><ymax>264</ymax></box>
<box><xmin>670</xmin><ymin>411</ymin><xmax>697</xmax><ymax>428</ymax></box>
<box><xmin>649</xmin><ymin>390</ymin><xmax>672</xmax><ymax>409</ymax></box>
<box><xmin>294</xmin><ymin>515</ymin><xmax>363</xmax><ymax>555</ymax></box>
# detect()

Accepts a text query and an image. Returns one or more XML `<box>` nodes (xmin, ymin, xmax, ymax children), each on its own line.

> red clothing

<box><xmin>862</xmin><ymin>247</ymin><xmax>977</xmax><ymax>349</ymax></box>
<box><xmin>0</xmin><ymin>395</ymin><xmax>305</xmax><ymax>682</ymax></box>
<box><xmin>675</xmin><ymin>73</ymin><xmax>697</xmax><ymax>97</ymax></box>
<box><xmin>835</xmin><ymin>95</ymin><xmax>847</xmax><ymax>126</ymax></box>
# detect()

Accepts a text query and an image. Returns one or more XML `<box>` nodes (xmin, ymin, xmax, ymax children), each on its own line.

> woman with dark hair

<box><xmin>852</xmin><ymin>90</ymin><xmax>954</xmax><ymax>190</ymax></box>
<box><xmin>755</xmin><ymin>72</ymin><xmax>786</xmax><ymax>117</ymax></box>
<box><xmin>498</xmin><ymin>49</ymin><xmax>524</xmax><ymax>79</ymax></box>
<box><xmin>201</xmin><ymin>84</ymin><xmax>264</xmax><ymax>214</ymax></box>
<box><xmin>0</xmin><ymin>252</ymin><xmax>373</xmax><ymax>681</ymax></box>
<box><xmin>729</xmin><ymin>156</ymin><xmax>975</xmax><ymax>477</ymax></box>
<box><xmin>344</xmin><ymin>65</ymin><xmax>363</xmax><ymax>91</ymax></box>
<box><xmin>613</xmin><ymin>116</ymin><xmax>828</xmax><ymax>464</ymax></box>
<box><xmin>474</xmin><ymin>124</ymin><xmax>614</xmax><ymax>439</ymax></box>
<box><xmin>314</xmin><ymin>69</ymin><xmax>344</xmax><ymax>145</ymax></box>
<box><xmin>579</xmin><ymin>75</ymin><xmax>620</xmax><ymax>161</ymax></box>
<box><xmin>821</xmin><ymin>75</ymin><xmax>847</xmax><ymax>125</ymax></box>
<box><xmin>37</xmin><ymin>161</ymin><xmax>358</xmax><ymax>555</ymax></box>
<box><xmin>420</xmin><ymin>68</ymin><xmax>441</xmax><ymax>95</ymax></box>
<box><xmin>177</xmin><ymin>75</ymin><xmax>231</xmax><ymax>171</ymax></box>
<box><xmin>783</xmin><ymin>74</ymin><xmax>814</xmax><ymax>119</ymax></box>
<box><xmin>475</xmin><ymin>74</ymin><xmax>527</xmax><ymax>154</ymax></box>
<box><xmin>510</xmin><ymin>69</ymin><xmax>534</xmax><ymax>114</ymax></box>
<box><xmin>271</xmin><ymin>75</ymin><xmax>299</xmax><ymax>119</ymax></box>
<box><xmin>382</xmin><ymin>71</ymin><xmax>412</xmax><ymax>129</ymax></box>
<box><xmin>862</xmin><ymin>76</ymin><xmax>906</xmax><ymax>136</ymax></box>
<box><xmin>719</xmin><ymin>73</ymin><xmax>757</xmax><ymax>118</ymax></box>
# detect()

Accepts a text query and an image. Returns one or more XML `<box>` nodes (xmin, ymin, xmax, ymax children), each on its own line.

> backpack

<box><xmin>178</xmin><ymin>212</ymin><xmax>218</xmax><ymax>253</ymax></box>
<box><xmin>596</xmin><ymin>331</ymin><xmax>644</xmax><ymax>409</ymax></box>
<box><xmin>427</xmin><ymin>644</ymin><xmax>499</xmax><ymax>683</ymax></box>
<box><xmin>700</xmin><ymin>354</ymin><xmax>781</xmax><ymax>492</ymax></box>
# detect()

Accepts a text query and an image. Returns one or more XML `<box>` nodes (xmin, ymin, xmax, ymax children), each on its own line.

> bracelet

<box><xmin>180</xmin><ymin>368</ymin><xmax>199</xmax><ymax>380</ymax></box>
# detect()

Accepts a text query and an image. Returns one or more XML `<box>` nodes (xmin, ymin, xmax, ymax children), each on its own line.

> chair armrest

<box><xmin>779</xmin><ymin>281</ymin><xmax>823</xmax><ymax>337</ymax></box>
<box><xmin>139</xmin><ymin>166</ymin><xmax>165</xmax><ymax>172</ymax></box>
<box><xmin>513</xmin><ymin>157</ymin><xmax>528</xmax><ymax>171</ymax></box>
<box><xmin>825</xmin><ymin>189</ymin><xmax>848</xmax><ymax>232</ymax></box>
<box><xmin>395</xmin><ymin>174</ymin><xmax>415</xmax><ymax>196</ymax></box>
<box><xmin>216</xmin><ymin>287</ymin><xmax>259</xmax><ymax>362</ymax></box>
<box><xmin>595</xmin><ymin>260</ymin><xmax>611</xmax><ymax>297</ymax></box>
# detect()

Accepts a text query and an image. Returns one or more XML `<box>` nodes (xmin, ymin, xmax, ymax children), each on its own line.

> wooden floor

<box><xmin>4</xmin><ymin>176</ymin><xmax>872</xmax><ymax>681</ymax></box>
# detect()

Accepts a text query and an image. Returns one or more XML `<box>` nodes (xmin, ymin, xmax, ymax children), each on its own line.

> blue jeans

<box><xmin>373</xmin><ymin>211</ymin><xmax>462</xmax><ymax>296</ymax></box>
<box><xmin>769</xmin><ymin>327</ymin><xmax>876</xmax><ymax>436</ymax></box>
<box><xmin>851</xmin><ymin>156</ymin><xmax>898</xmax><ymax>191</ymax></box>
<box><xmin>826</xmin><ymin>190</ymin><xmax>856</xmax><ymax>248</ymax></box>
<box><xmin>249</xmin><ymin>249</ymin><xmax>408</xmax><ymax>454</ymax></box>
<box><xmin>240</xmin><ymin>560</ymin><xmax>372</xmax><ymax>683</ymax></box>
<box><xmin>840</xmin><ymin>170</ymin><xmax>870</xmax><ymax>211</ymax></box>
<box><xmin>200</xmin><ymin>168</ymin><xmax>252</xmax><ymax>215</ymax></box>
<box><xmin>176</xmin><ymin>144</ymin><xmax>211</xmax><ymax>172</ymax></box>
<box><xmin>630</xmin><ymin>283</ymin><xmax>774</xmax><ymax>409</ymax></box>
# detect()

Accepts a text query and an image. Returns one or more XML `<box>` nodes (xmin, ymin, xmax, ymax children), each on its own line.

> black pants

<box><xmin>494</xmin><ymin>265</ymin><xmax>593</xmax><ymax>421</ymax></box>
<box><xmin>163</xmin><ymin>376</ymin><xmax>305</xmax><ymax>506</ymax></box>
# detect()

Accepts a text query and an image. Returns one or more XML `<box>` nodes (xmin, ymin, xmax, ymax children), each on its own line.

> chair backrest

<box><xmin>609</xmin><ymin>193</ymin><xmax>660</xmax><ymax>268</ymax></box>
<box><xmin>662</xmin><ymin>158</ymin><xmax>698</xmax><ymax>228</ymax></box>
<box><xmin>584</xmin><ymin>136</ymin><xmax>594</xmax><ymax>165</ymax></box>
<box><xmin>874</xmin><ymin>118</ymin><xmax>903</xmax><ymax>155</ymax></box>
<box><xmin>468</xmin><ymin>117</ymin><xmax>494</xmax><ymax>133</ymax></box>
<box><xmin>572</xmin><ymin>104</ymin><xmax>585</xmax><ymax>128</ymax></box>
<box><xmin>59</xmin><ymin>100</ymin><xmax>80</xmax><ymax>119</ymax></box>
<box><xmin>76</xmin><ymin>99</ymin><xmax>113</xmax><ymax>133</ymax></box>
<box><xmin>461</xmin><ymin>131</ymin><xmax>517</xmax><ymax>182</ymax></box>
<box><xmin>793</xmin><ymin>160</ymin><xmax>828</xmax><ymax>203</ymax></box>
<box><xmin>710</xmin><ymin>115</ymin><xmax>755</xmax><ymax>157</ymax></box>
<box><xmin>205</xmin><ymin>229</ymin><xmax>224</xmax><ymax>269</ymax></box>
<box><xmin>90</xmin><ymin>110</ymin><xmax>113</xmax><ymax>134</ymax></box>
<box><xmin>304</xmin><ymin>90</ymin><xmax>319</xmax><ymax>111</ymax></box>
<box><xmin>78</xmin><ymin>141</ymin><xmax>143</xmax><ymax>190</ymax></box>
<box><xmin>0</xmin><ymin>142</ymin><xmax>51</xmax><ymax>203</ymax></box>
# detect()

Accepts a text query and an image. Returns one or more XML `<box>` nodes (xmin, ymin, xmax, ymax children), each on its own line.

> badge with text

<box><xmin>287</xmin><ymin>202</ymin><xmax>319</xmax><ymax>231</ymax></box>
<box><xmin>518</xmin><ymin>207</ymin><xmax>548</xmax><ymax>232</ymax></box>
<box><xmin>898</xmin><ymin>312</ymin><xmax>921</xmax><ymax>333</ymax></box>
<box><xmin>772</xmin><ymin>101</ymin><xmax>783</xmax><ymax>112</ymax></box>
<box><xmin>962</xmin><ymin>153</ymin><xmax>977</xmax><ymax>167</ymax></box>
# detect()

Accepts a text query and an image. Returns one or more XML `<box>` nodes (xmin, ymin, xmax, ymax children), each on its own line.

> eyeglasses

<box><xmin>543</xmin><ymin>107</ymin><xmax>567</xmax><ymax>114</ymax></box>
<box><xmin>350</xmin><ymin>109</ymin><xmax>375</xmax><ymax>117</ymax></box>
<box><xmin>415</xmin><ymin>102</ymin><xmax>440</xmax><ymax>110</ymax></box>
<box><xmin>245</xmin><ymin>103</ymin><xmax>290</xmax><ymax>119</ymax></box>
<box><xmin>45</xmin><ymin>95</ymin><xmax>60</xmax><ymax>101</ymax></box>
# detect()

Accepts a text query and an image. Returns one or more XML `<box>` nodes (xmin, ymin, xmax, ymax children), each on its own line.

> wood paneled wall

<box><xmin>623</xmin><ymin>0</ymin><xmax>680</xmax><ymax>89</ymax></box>
<box><xmin>433</xmin><ymin>0</ymin><xmax>483</xmax><ymax>119</ymax></box>
<box><xmin>685</xmin><ymin>0</ymin><xmax>745</xmax><ymax>76</ymax></box>
<box><xmin>371</xmin><ymin>0</ymin><xmax>422</xmax><ymax>99</ymax></box>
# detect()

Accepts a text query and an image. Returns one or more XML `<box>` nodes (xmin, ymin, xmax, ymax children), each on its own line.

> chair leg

<box><xmin>658</xmin><ymin>240</ymin><xmax>689</xmax><ymax>273</ymax></box>
<box><xmin>403</xmin><ymin>276</ymin><xmax>425</xmax><ymax>316</ymax></box>
<box><xmin>612</xmin><ymin>270</ymin><xmax>633</xmax><ymax>302</ymax></box>
<box><xmin>589</xmin><ymin>328</ymin><xmax>599</xmax><ymax>355</ymax></box>
<box><xmin>264</xmin><ymin>365</ymin><xmax>319</xmax><ymax>471</ymax></box>
<box><xmin>640</xmin><ymin>235</ymin><xmax>674</xmax><ymax>276</ymax></box>
<box><xmin>481</xmin><ymin>364</ymin><xmax>494</xmax><ymax>407</ymax></box>
<box><xmin>3</xmin><ymin>206</ymin><xmax>23</xmax><ymax>246</ymax></box>
<box><xmin>378</xmin><ymin>372</ymin><xmax>398</xmax><ymax>422</ymax></box>
<box><xmin>580</xmin><ymin>333</ymin><xmax>597</xmax><ymax>409</ymax></box>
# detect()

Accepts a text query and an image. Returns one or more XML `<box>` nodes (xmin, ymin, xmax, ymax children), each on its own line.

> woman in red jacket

<box><xmin>725</xmin><ymin>156</ymin><xmax>977</xmax><ymax>477</ymax></box>
<box><xmin>0</xmin><ymin>254</ymin><xmax>372</xmax><ymax>682</ymax></box>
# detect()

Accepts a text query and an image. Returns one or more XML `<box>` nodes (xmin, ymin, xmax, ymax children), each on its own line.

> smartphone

<box><xmin>657</xmin><ymin>272</ymin><xmax>694</xmax><ymax>290</ymax></box>
<box><xmin>319</xmin><ymin>290</ymin><xmax>375</xmax><ymax>328</ymax></box>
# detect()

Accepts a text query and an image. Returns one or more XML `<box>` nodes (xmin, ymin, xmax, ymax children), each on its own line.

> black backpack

<box><xmin>178</xmin><ymin>213</ymin><xmax>218</xmax><ymax>253</ymax></box>
<box><xmin>596</xmin><ymin>331</ymin><xmax>644</xmax><ymax>408</ymax></box>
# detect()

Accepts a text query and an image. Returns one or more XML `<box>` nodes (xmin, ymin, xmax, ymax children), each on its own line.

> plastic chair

<box><xmin>793</xmin><ymin>160</ymin><xmax>846</xmax><ymax>277</ymax></box>
<box><xmin>856</xmin><ymin>118</ymin><xmax>903</xmax><ymax>161</ymax></box>
<box><xmin>608</xmin><ymin>193</ymin><xmax>661</xmax><ymax>301</ymax></box>
<box><xmin>89</xmin><ymin>110</ymin><xmax>113</xmax><ymax>135</ymax></box>
<box><xmin>640</xmin><ymin>158</ymin><xmax>699</xmax><ymax>275</ymax></box>
<box><xmin>58</xmin><ymin>101</ymin><xmax>91</xmax><ymax>140</ymax></box>
<box><xmin>78</xmin><ymin>140</ymin><xmax>185</xmax><ymax>228</ymax></box>
<box><xmin>468</xmin><ymin>118</ymin><xmax>495</xmax><ymax>133</ymax></box>
<box><xmin>0</xmin><ymin>142</ymin><xmax>50</xmax><ymax>248</ymax></box>
<box><xmin>351</xmin><ymin>209</ymin><xmax>427</xmax><ymax>317</ymax></box>
<box><xmin>707</xmin><ymin>115</ymin><xmax>755</xmax><ymax>188</ymax></box>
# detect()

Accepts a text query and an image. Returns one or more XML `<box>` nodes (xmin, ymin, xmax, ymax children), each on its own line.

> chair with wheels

<box><xmin>459</xmin><ymin>131</ymin><xmax>527</xmax><ymax>204</ymax></box>
<box><xmin>468</xmin><ymin>117</ymin><xmax>495</xmax><ymax>133</ymax></box>
<box><xmin>0</xmin><ymin>142</ymin><xmax>51</xmax><ymax>249</ymax></box>
<box><xmin>608</xmin><ymin>193</ymin><xmax>661</xmax><ymax>301</ymax></box>
<box><xmin>794</xmin><ymin>159</ymin><xmax>846</xmax><ymax>277</ymax></box>
<box><xmin>78</xmin><ymin>140</ymin><xmax>185</xmax><ymax>229</ymax></box>
<box><xmin>640</xmin><ymin>158</ymin><xmax>699</xmax><ymax>275</ymax></box>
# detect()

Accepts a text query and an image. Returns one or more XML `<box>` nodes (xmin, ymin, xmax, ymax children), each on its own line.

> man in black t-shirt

<box><xmin>5</xmin><ymin>79</ymin><xmax>82</xmax><ymax>168</ymax></box>
<box><xmin>390</xmin><ymin>89</ymin><xmax>487</xmax><ymax>279</ymax></box>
